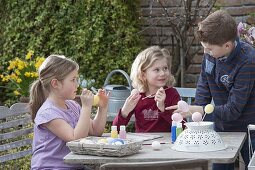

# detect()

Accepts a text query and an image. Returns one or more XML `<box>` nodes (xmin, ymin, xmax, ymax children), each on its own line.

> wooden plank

<box><xmin>0</xmin><ymin>138</ymin><xmax>32</xmax><ymax>151</ymax></box>
<box><xmin>0</xmin><ymin>149</ymin><xmax>32</xmax><ymax>163</ymax></box>
<box><xmin>0</xmin><ymin>103</ymin><xmax>29</xmax><ymax>119</ymax></box>
<box><xmin>0</xmin><ymin>103</ymin><xmax>33</xmax><ymax>163</ymax></box>
<box><xmin>0</xmin><ymin>127</ymin><xmax>33</xmax><ymax>140</ymax></box>
<box><xmin>10</xmin><ymin>103</ymin><xmax>29</xmax><ymax>114</ymax></box>
<box><xmin>0</xmin><ymin>115</ymin><xmax>31</xmax><ymax>129</ymax></box>
<box><xmin>0</xmin><ymin>106</ymin><xmax>11</xmax><ymax>119</ymax></box>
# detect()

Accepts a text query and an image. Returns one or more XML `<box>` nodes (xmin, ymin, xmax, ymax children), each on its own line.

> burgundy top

<box><xmin>113</xmin><ymin>87</ymin><xmax>180</xmax><ymax>132</ymax></box>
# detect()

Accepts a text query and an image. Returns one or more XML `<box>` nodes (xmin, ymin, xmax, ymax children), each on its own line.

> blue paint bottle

<box><xmin>171</xmin><ymin>121</ymin><xmax>177</xmax><ymax>143</ymax></box>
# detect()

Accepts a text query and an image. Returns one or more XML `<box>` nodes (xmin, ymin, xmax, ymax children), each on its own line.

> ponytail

<box><xmin>29</xmin><ymin>79</ymin><xmax>46</xmax><ymax>122</ymax></box>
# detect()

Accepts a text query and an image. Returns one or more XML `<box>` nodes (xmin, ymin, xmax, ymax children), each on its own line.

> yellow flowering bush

<box><xmin>0</xmin><ymin>50</ymin><xmax>45</xmax><ymax>97</ymax></box>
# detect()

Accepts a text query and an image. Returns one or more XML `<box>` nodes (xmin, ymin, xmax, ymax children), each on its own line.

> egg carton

<box><xmin>67</xmin><ymin>137</ymin><xmax>143</xmax><ymax>157</ymax></box>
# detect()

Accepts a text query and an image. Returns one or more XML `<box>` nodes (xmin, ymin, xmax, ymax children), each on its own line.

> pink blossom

<box><xmin>248</xmin><ymin>27</ymin><xmax>255</xmax><ymax>40</ymax></box>
<box><xmin>237</xmin><ymin>22</ymin><xmax>245</xmax><ymax>33</ymax></box>
<box><xmin>238</xmin><ymin>22</ymin><xmax>255</xmax><ymax>47</ymax></box>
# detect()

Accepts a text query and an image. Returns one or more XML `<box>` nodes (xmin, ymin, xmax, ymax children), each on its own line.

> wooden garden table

<box><xmin>64</xmin><ymin>132</ymin><xmax>246</xmax><ymax>169</ymax></box>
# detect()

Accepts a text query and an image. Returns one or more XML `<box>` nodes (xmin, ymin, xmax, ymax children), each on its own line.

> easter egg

<box><xmin>177</xmin><ymin>100</ymin><xmax>189</xmax><ymax>112</ymax></box>
<box><xmin>171</xmin><ymin>113</ymin><xmax>183</xmax><ymax>123</ymax></box>
<box><xmin>93</xmin><ymin>95</ymin><xmax>100</xmax><ymax>106</ymax></box>
<box><xmin>192</xmin><ymin>112</ymin><xmax>202</xmax><ymax>122</ymax></box>
<box><xmin>110</xmin><ymin>138</ymin><xmax>124</xmax><ymax>145</ymax></box>
<box><xmin>97</xmin><ymin>138</ymin><xmax>108</xmax><ymax>144</ymax></box>
<box><xmin>204</xmin><ymin>104</ymin><xmax>214</xmax><ymax>114</ymax></box>
<box><xmin>114</xmin><ymin>141</ymin><xmax>123</xmax><ymax>145</ymax></box>
<box><xmin>151</xmin><ymin>141</ymin><xmax>161</xmax><ymax>150</ymax></box>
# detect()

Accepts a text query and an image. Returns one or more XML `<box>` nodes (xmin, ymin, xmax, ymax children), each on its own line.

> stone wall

<box><xmin>139</xmin><ymin>0</ymin><xmax>255</xmax><ymax>87</ymax></box>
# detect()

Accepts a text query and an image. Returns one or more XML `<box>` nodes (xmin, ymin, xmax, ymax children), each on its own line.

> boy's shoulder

<box><xmin>239</xmin><ymin>41</ymin><xmax>255</xmax><ymax>63</ymax></box>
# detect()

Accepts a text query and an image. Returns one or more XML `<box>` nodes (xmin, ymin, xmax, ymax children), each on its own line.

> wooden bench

<box><xmin>0</xmin><ymin>103</ymin><xmax>33</xmax><ymax>166</ymax></box>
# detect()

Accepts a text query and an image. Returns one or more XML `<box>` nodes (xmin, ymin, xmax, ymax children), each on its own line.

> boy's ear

<box><xmin>50</xmin><ymin>79</ymin><xmax>59</xmax><ymax>89</ymax></box>
<box><xmin>224</xmin><ymin>41</ymin><xmax>232</xmax><ymax>48</ymax></box>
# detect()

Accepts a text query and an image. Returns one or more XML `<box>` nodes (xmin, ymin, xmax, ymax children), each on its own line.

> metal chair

<box><xmin>175</xmin><ymin>87</ymin><xmax>196</xmax><ymax>105</ymax></box>
<box><xmin>99</xmin><ymin>159</ymin><xmax>208</xmax><ymax>170</ymax></box>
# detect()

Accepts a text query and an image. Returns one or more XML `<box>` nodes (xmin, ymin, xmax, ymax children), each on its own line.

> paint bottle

<box><xmin>171</xmin><ymin>121</ymin><xmax>177</xmax><ymax>143</ymax></box>
<box><xmin>119</xmin><ymin>125</ymin><xmax>126</xmax><ymax>139</ymax></box>
<box><xmin>111</xmin><ymin>125</ymin><xmax>118</xmax><ymax>138</ymax></box>
<box><xmin>176</xmin><ymin>122</ymin><xmax>183</xmax><ymax>137</ymax></box>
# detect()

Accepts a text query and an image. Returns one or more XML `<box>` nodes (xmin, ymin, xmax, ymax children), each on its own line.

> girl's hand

<box><xmin>155</xmin><ymin>87</ymin><xmax>166</xmax><ymax>112</ymax></box>
<box><xmin>80</xmin><ymin>88</ymin><xmax>94</xmax><ymax>107</ymax></box>
<box><xmin>97</xmin><ymin>89</ymin><xmax>110</xmax><ymax>109</ymax></box>
<box><xmin>121</xmin><ymin>92</ymin><xmax>141</xmax><ymax>118</ymax></box>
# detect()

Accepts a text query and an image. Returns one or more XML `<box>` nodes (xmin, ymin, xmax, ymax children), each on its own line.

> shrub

<box><xmin>0</xmin><ymin>0</ymin><xmax>144</xmax><ymax>104</ymax></box>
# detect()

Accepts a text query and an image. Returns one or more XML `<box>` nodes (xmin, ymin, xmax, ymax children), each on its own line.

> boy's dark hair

<box><xmin>195</xmin><ymin>10</ymin><xmax>237</xmax><ymax>46</ymax></box>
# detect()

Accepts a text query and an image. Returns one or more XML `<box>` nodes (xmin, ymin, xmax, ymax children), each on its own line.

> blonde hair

<box><xmin>29</xmin><ymin>55</ymin><xmax>79</xmax><ymax>122</ymax></box>
<box><xmin>130</xmin><ymin>46</ymin><xmax>175</xmax><ymax>92</ymax></box>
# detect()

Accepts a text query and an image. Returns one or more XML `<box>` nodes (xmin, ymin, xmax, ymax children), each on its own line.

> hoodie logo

<box><xmin>220</xmin><ymin>75</ymin><xmax>230</xmax><ymax>86</ymax></box>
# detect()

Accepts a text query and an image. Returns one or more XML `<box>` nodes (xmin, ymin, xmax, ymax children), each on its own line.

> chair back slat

<box><xmin>0</xmin><ymin>149</ymin><xmax>32</xmax><ymax>163</ymax></box>
<box><xmin>0</xmin><ymin>138</ymin><xmax>32</xmax><ymax>151</ymax></box>
<box><xmin>0</xmin><ymin>115</ymin><xmax>31</xmax><ymax>129</ymax></box>
<box><xmin>0</xmin><ymin>127</ymin><xmax>33</xmax><ymax>140</ymax></box>
<box><xmin>0</xmin><ymin>103</ymin><xmax>29</xmax><ymax>119</ymax></box>
<box><xmin>0</xmin><ymin>103</ymin><xmax>33</xmax><ymax>163</ymax></box>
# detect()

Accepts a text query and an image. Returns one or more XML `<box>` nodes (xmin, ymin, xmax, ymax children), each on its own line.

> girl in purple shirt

<box><xmin>113</xmin><ymin>46</ymin><xmax>180</xmax><ymax>132</ymax></box>
<box><xmin>29</xmin><ymin>55</ymin><xmax>109</xmax><ymax>170</ymax></box>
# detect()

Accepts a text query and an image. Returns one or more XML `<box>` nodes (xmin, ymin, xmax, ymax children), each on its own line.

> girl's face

<box><xmin>57</xmin><ymin>69</ymin><xmax>79</xmax><ymax>100</ymax></box>
<box><xmin>143</xmin><ymin>57</ymin><xmax>170</xmax><ymax>92</ymax></box>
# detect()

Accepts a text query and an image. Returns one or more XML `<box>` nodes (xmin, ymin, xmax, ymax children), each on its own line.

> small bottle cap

<box><xmin>111</xmin><ymin>126</ymin><xmax>117</xmax><ymax>131</ymax></box>
<box><xmin>120</xmin><ymin>125</ymin><xmax>126</xmax><ymax>131</ymax></box>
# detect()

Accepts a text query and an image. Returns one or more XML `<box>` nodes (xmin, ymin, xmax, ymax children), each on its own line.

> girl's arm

<box><xmin>44</xmin><ymin>89</ymin><xmax>93</xmax><ymax>142</ymax></box>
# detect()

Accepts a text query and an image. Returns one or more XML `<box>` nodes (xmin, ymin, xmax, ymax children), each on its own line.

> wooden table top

<box><xmin>64</xmin><ymin>132</ymin><xmax>246</xmax><ymax>165</ymax></box>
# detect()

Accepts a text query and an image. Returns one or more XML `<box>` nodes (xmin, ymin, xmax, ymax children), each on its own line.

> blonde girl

<box><xmin>113</xmin><ymin>46</ymin><xmax>180</xmax><ymax>132</ymax></box>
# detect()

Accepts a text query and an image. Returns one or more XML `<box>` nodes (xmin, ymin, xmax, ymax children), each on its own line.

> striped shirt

<box><xmin>195</xmin><ymin>39</ymin><xmax>255</xmax><ymax>132</ymax></box>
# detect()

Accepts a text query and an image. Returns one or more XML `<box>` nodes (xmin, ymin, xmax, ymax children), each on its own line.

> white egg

<box><xmin>114</xmin><ymin>141</ymin><xmax>123</xmax><ymax>145</ymax></box>
<box><xmin>151</xmin><ymin>141</ymin><xmax>161</xmax><ymax>150</ymax></box>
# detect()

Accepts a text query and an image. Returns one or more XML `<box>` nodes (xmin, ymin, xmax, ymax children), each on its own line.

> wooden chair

<box><xmin>0</xmin><ymin>103</ymin><xmax>33</xmax><ymax>164</ymax></box>
<box><xmin>99</xmin><ymin>159</ymin><xmax>208</xmax><ymax>170</ymax></box>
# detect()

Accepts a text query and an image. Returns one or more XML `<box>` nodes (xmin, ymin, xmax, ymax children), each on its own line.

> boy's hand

<box><xmin>166</xmin><ymin>105</ymin><xmax>204</xmax><ymax>118</ymax></box>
